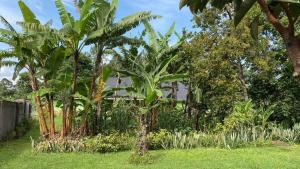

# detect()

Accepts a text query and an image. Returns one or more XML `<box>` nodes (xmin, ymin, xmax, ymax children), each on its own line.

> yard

<box><xmin>1</xmin><ymin>127</ymin><xmax>300</xmax><ymax>169</ymax></box>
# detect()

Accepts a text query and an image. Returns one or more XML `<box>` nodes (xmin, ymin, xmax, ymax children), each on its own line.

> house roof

<box><xmin>105</xmin><ymin>77</ymin><xmax>188</xmax><ymax>101</ymax></box>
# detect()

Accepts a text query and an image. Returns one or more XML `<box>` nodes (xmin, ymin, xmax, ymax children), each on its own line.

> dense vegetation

<box><xmin>1</xmin><ymin>0</ymin><xmax>300</xmax><ymax>166</ymax></box>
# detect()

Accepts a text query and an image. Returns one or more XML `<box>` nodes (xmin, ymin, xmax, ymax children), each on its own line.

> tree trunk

<box><xmin>137</xmin><ymin>114</ymin><xmax>147</xmax><ymax>156</ymax></box>
<box><xmin>28</xmin><ymin>69</ymin><xmax>48</xmax><ymax>136</ymax></box>
<box><xmin>67</xmin><ymin>51</ymin><xmax>80</xmax><ymax>134</ymax></box>
<box><xmin>61</xmin><ymin>103</ymin><xmax>67</xmax><ymax>139</ymax></box>
<box><xmin>44</xmin><ymin>79</ymin><xmax>55</xmax><ymax>138</ymax></box>
<box><xmin>285</xmin><ymin>37</ymin><xmax>300</xmax><ymax>85</ymax></box>
<box><xmin>171</xmin><ymin>81</ymin><xmax>178</xmax><ymax>107</ymax></box>
<box><xmin>185</xmin><ymin>77</ymin><xmax>193</xmax><ymax>119</ymax></box>
<box><xmin>80</xmin><ymin>49</ymin><xmax>103</xmax><ymax>135</ymax></box>
<box><xmin>257</xmin><ymin>0</ymin><xmax>300</xmax><ymax>86</ymax></box>
<box><xmin>195</xmin><ymin>110</ymin><xmax>200</xmax><ymax>131</ymax></box>
<box><xmin>236</xmin><ymin>57</ymin><xmax>249</xmax><ymax>100</ymax></box>
<box><xmin>149</xmin><ymin>102</ymin><xmax>157</xmax><ymax>131</ymax></box>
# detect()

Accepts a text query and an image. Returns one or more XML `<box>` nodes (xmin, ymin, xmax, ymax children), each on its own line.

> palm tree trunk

<box><xmin>67</xmin><ymin>50</ymin><xmax>80</xmax><ymax>134</ymax></box>
<box><xmin>137</xmin><ymin>114</ymin><xmax>147</xmax><ymax>156</ymax></box>
<box><xmin>80</xmin><ymin>48</ymin><xmax>103</xmax><ymax>135</ymax></box>
<box><xmin>44</xmin><ymin>78</ymin><xmax>55</xmax><ymax>138</ymax></box>
<box><xmin>28</xmin><ymin>69</ymin><xmax>48</xmax><ymax>136</ymax></box>
<box><xmin>171</xmin><ymin>81</ymin><xmax>178</xmax><ymax>107</ymax></box>
<box><xmin>61</xmin><ymin>102</ymin><xmax>67</xmax><ymax>139</ymax></box>
<box><xmin>185</xmin><ymin>77</ymin><xmax>193</xmax><ymax>119</ymax></box>
<box><xmin>149</xmin><ymin>100</ymin><xmax>157</xmax><ymax>131</ymax></box>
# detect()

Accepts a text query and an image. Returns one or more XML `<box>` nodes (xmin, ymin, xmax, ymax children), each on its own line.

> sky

<box><xmin>0</xmin><ymin>0</ymin><xmax>195</xmax><ymax>81</ymax></box>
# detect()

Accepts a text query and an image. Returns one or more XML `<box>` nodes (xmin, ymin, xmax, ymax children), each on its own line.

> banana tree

<box><xmin>117</xmin><ymin>30</ymin><xmax>186</xmax><ymax>155</ymax></box>
<box><xmin>180</xmin><ymin>0</ymin><xmax>300</xmax><ymax>85</ymax></box>
<box><xmin>0</xmin><ymin>4</ymin><xmax>49</xmax><ymax>136</ymax></box>
<box><xmin>70</xmin><ymin>0</ymin><xmax>158</xmax><ymax>135</ymax></box>
<box><xmin>54</xmin><ymin>0</ymin><xmax>96</xmax><ymax>134</ymax></box>
<box><xmin>141</xmin><ymin>21</ymin><xmax>186</xmax><ymax>129</ymax></box>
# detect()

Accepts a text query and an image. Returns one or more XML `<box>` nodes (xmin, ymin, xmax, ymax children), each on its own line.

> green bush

<box><xmin>147</xmin><ymin>129</ymin><xmax>169</xmax><ymax>150</ymax></box>
<box><xmin>86</xmin><ymin>132</ymin><xmax>133</xmax><ymax>153</ymax></box>
<box><xmin>33</xmin><ymin>132</ymin><xmax>133</xmax><ymax>153</ymax></box>
<box><xmin>32</xmin><ymin>137</ymin><xmax>87</xmax><ymax>153</ymax></box>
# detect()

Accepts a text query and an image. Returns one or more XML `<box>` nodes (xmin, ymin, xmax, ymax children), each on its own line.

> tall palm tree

<box><xmin>0</xmin><ymin>2</ymin><xmax>50</xmax><ymax>136</ymax></box>
<box><xmin>76</xmin><ymin>0</ymin><xmax>158</xmax><ymax>135</ymax></box>
<box><xmin>54</xmin><ymin>0</ymin><xmax>96</xmax><ymax>135</ymax></box>
<box><xmin>116</xmin><ymin>22</ymin><xmax>187</xmax><ymax>155</ymax></box>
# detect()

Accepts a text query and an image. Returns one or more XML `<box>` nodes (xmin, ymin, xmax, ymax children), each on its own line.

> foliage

<box><xmin>32</xmin><ymin>132</ymin><xmax>132</xmax><ymax>153</ymax></box>
<box><xmin>218</xmin><ymin>101</ymin><xmax>256</xmax><ymax>132</ymax></box>
<box><xmin>32</xmin><ymin>137</ymin><xmax>87</xmax><ymax>153</ymax></box>
<box><xmin>99</xmin><ymin>99</ymin><xmax>135</xmax><ymax>133</ymax></box>
<box><xmin>86</xmin><ymin>132</ymin><xmax>132</xmax><ymax>153</ymax></box>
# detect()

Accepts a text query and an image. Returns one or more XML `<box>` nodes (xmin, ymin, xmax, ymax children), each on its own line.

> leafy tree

<box><xmin>180</xmin><ymin>0</ymin><xmax>300</xmax><ymax>85</ymax></box>
<box><xmin>0</xmin><ymin>1</ymin><xmax>50</xmax><ymax>135</ymax></box>
<box><xmin>117</xmin><ymin>21</ymin><xmax>186</xmax><ymax>156</ymax></box>
<box><xmin>14</xmin><ymin>72</ymin><xmax>32</xmax><ymax>99</ymax></box>
<box><xmin>54</xmin><ymin>0</ymin><xmax>95</xmax><ymax>135</ymax></box>
<box><xmin>76</xmin><ymin>0</ymin><xmax>157</xmax><ymax>135</ymax></box>
<box><xmin>0</xmin><ymin>78</ymin><xmax>15</xmax><ymax>100</ymax></box>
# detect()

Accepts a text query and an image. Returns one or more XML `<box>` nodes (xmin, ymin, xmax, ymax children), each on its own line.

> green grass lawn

<box><xmin>1</xmin><ymin>127</ymin><xmax>300</xmax><ymax>169</ymax></box>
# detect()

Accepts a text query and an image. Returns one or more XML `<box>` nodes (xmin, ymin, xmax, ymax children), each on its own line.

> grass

<box><xmin>1</xmin><ymin>127</ymin><xmax>300</xmax><ymax>169</ymax></box>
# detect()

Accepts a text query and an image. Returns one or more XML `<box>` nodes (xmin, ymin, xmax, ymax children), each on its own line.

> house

<box><xmin>105</xmin><ymin>77</ymin><xmax>188</xmax><ymax>101</ymax></box>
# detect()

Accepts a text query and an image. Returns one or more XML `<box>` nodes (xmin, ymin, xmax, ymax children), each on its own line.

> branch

<box><xmin>280</xmin><ymin>2</ymin><xmax>294</xmax><ymax>35</ymax></box>
<box><xmin>257</xmin><ymin>0</ymin><xmax>288</xmax><ymax>38</ymax></box>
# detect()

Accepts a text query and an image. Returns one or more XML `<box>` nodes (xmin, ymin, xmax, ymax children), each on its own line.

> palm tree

<box><xmin>139</xmin><ymin>21</ymin><xmax>186</xmax><ymax>129</ymax></box>
<box><xmin>0</xmin><ymin>2</ymin><xmax>50</xmax><ymax>136</ymax></box>
<box><xmin>116</xmin><ymin>21</ymin><xmax>187</xmax><ymax>156</ymax></box>
<box><xmin>54</xmin><ymin>0</ymin><xmax>96</xmax><ymax>135</ymax></box>
<box><xmin>76</xmin><ymin>0</ymin><xmax>158</xmax><ymax>135</ymax></box>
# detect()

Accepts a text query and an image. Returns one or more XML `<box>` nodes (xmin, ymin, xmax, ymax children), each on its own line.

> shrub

<box><xmin>270</xmin><ymin>127</ymin><xmax>297</xmax><ymax>143</ymax></box>
<box><xmin>32</xmin><ymin>132</ymin><xmax>133</xmax><ymax>153</ymax></box>
<box><xmin>147</xmin><ymin>129</ymin><xmax>169</xmax><ymax>150</ymax></box>
<box><xmin>32</xmin><ymin>137</ymin><xmax>87</xmax><ymax>153</ymax></box>
<box><xmin>86</xmin><ymin>132</ymin><xmax>133</xmax><ymax>153</ymax></box>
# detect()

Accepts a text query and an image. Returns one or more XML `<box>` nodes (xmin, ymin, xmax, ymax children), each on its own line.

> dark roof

<box><xmin>105</xmin><ymin>77</ymin><xmax>187</xmax><ymax>101</ymax></box>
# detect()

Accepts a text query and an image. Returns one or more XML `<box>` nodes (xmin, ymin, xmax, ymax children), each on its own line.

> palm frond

<box><xmin>55</xmin><ymin>0</ymin><xmax>74</xmax><ymax>25</ymax></box>
<box><xmin>0</xmin><ymin>16</ymin><xmax>17</xmax><ymax>34</ymax></box>
<box><xmin>18</xmin><ymin>1</ymin><xmax>39</xmax><ymax>23</ymax></box>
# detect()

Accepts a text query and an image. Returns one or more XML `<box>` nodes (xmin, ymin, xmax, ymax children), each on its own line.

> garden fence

<box><xmin>0</xmin><ymin>100</ymin><xmax>31</xmax><ymax>140</ymax></box>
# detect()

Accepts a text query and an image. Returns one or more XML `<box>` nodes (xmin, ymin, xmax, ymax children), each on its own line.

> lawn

<box><xmin>1</xmin><ymin>127</ymin><xmax>300</xmax><ymax>169</ymax></box>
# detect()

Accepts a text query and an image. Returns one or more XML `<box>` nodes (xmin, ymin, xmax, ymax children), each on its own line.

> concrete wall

<box><xmin>0</xmin><ymin>100</ymin><xmax>31</xmax><ymax>140</ymax></box>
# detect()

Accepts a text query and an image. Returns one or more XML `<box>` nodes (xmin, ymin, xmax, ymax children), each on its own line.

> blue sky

<box><xmin>0</xmin><ymin>0</ymin><xmax>195</xmax><ymax>81</ymax></box>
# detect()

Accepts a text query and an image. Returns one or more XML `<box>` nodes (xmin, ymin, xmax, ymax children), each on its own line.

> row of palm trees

<box><xmin>0</xmin><ymin>0</ymin><xmax>186</xmax><ymax>149</ymax></box>
<box><xmin>0</xmin><ymin>0</ymin><xmax>155</xmax><ymax>138</ymax></box>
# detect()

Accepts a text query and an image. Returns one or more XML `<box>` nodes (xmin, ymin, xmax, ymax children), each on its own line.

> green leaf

<box><xmin>165</xmin><ymin>21</ymin><xmax>176</xmax><ymax>39</ymax></box>
<box><xmin>0</xmin><ymin>16</ymin><xmax>17</xmax><ymax>33</ymax></box>
<box><xmin>18</xmin><ymin>1</ymin><xmax>39</xmax><ymax>23</ymax></box>
<box><xmin>80</xmin><ymin>0</ymin><xmax>93</xmax><ymax>21</ymax></box>
<box><xmin>143</xmin><ymin>20</ymin><xmax>158</xmax><ymax>50</ymax></box>
<box><xmin>234</xmin><ymin>0</ymin><xmax>256</xmax><ymax>26</ymax></box>
<box><xmin>55</xmin><ymin>0</ymin><xmax>73</xmax><ymax>25</ymax></box>
<box><xmin>102</xmin><ymin>66</ymin><xmax>112</xmax><ymax>82</ymax></box>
